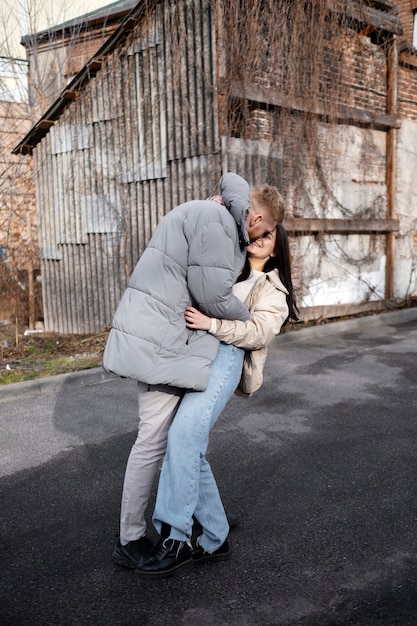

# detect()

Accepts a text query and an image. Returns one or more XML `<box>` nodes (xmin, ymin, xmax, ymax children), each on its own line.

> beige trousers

<box><xmin>119</xmin><ymin>381</ymin><xmax>184</xmax><ymax>542</ymax></box>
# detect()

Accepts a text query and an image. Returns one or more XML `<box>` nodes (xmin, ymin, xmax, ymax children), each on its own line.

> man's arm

<box><xmin>187</xmin><ymin>221</ymin><xmax>250</xmax><ymax>322</ymax></box>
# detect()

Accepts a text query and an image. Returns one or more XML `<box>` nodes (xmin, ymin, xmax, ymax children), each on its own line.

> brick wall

<box><xmin>396</xmin><ymin>0</ymin><xmax>415</xmax><ymax>44</ymax></box>
<box><xmin>338</xmin><ymin>33</ymin><xmax>387</xmax><ymax>114</ymax></box>
<box><xmin>399</xmin><ymin>65</ymin><xmax>417</xmax><ymax>118</ymax></box>
<box><xmin>26</xmin><ymin>23</ymin><xmax>123</xmax><ymax>113</ymax></box>
<box><xmin>63</xmin><ymin>25</ymin><xmax>118</xmax><ymax>80</ymax></box>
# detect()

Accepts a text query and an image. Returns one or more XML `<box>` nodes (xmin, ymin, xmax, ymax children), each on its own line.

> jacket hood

<box><xmin>220</xmin><ymin>173</ymin><xmax>250</xmax><ymax>249</ymax></box>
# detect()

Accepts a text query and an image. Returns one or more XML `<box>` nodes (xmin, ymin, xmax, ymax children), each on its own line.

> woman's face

<box><xmin>246</xmin><ymin>228</ymin><xmax>276</xmax><ymax>263</ymax></box>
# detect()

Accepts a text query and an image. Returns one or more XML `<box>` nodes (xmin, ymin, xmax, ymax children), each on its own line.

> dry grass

<box><xmin>0</xmin><ymin>327</ymin><xmax>108</xmax><ymax>384</ymax></box>
<box><xmin>1</xmin><ymin>298</ymin><xmax>416</xmax><ymax>385</ymax></box>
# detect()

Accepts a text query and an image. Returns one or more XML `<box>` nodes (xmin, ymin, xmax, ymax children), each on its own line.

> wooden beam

<box><xmin>230</xmin><ymin>82</ymin><xmax>401</xmax><ymax>131</ymax></box>
<box><xmin>16</xmin><ymin>144</ymin><xmax>33</xmax><ymax>155</ymax></box>
<box><xmin>336</xmin><ymin>106</ymin><xmax>401</xmax><ymax>130</ymax></box>
<box><xmin>283</xmin><ymin>218</ymin><xmax>400</xmax><ymax>234</ymax></box>
<box><xmin>366</xmin><ymin>1</ymin><xmax>398</xmax><ymax>15</ymax></box>
<box><xmin>327</xmin><ymin>0</ymin><xmax>403</xmax><ymax>35</ymax></box>
<box><xmin>87</xmin><ymin>59</ymin><xmax>103</xmax><ymax>71</ymax></box>
<box><xmin>385</xmin><ymin>35</ymin><xmax>398</xmax><ymax>300</ymax></box>
<box><xmin>371</xmin><ymin>113</ymin><xmax>401</xmax><ymax>130</ymax></box>
<box><xmin>63</xmin><ymin>90</ymin><xmax>77</xmax><ymax>100</ymax></box>
<box><xmin>37</xmin><ymin>120</ymin><xmax>55</xmax><ymax>129</ymax></box>
<box><xmin>123</xmin><ymin>16</ymin><xmax>137</xmax><ymax>31</ymax></box>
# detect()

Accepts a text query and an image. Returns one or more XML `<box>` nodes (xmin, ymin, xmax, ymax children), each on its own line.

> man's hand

<box><xmin>207</xmin><ymin>195</ymin><xmax>225</xmax><ymax>206</ymax></box>
<box><xmin>184</xmin><ymin>306</ymin><xmax>212</xmax><ymax>330</ymax></box>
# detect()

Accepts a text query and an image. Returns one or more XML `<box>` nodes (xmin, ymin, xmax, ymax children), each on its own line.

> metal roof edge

<box><xmin>20</xmin><ymin>0</ymin><xmax>138</xmax><ymax>47</ymax></box>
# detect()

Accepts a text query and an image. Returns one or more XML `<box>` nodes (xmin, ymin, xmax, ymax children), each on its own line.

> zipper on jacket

<box><xmin>186</xmin><ymin>329</ymin><xmax>193</xmax><ymax>345</ymax></box>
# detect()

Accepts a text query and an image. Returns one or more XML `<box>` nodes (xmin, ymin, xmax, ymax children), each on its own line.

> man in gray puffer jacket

<box><xmin>104</xmin><ymin>173</ymin><xmax>251</xmax><ymax>391</ymax></box>
<box><xmin>105</xmin><ymin>173</ymin><xmax>280</xmax><ymax>570</ymax></box>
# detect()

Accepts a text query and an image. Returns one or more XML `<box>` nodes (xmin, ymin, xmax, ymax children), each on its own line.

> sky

<box><xmin>0</xmin><ymin>0</ymin><xmax>118</xmax><ymax>58</ymax></box>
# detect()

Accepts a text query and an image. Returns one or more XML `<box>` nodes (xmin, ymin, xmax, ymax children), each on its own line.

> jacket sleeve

<box><xmin>187</xmin><ymin>221</ymin><xmax>250</xmax><ymax>322</ymax></box>
<box><xmin>210</xmin><ymin>283</ymin><xmax>288</xmax><ymax>349</ymax></box>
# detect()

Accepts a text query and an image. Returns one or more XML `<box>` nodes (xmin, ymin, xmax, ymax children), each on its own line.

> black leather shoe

<box><xmin>112</xmin><ymin>536</ymin><xmax>154</xmax><ymax>569</ymax></box>
<box><xmin>192</xmin><ymin>538</ymin><xmax>230</xmax><ymax>563</ymax></box>
<box><xmin>136</xmin><ymin>538</ymin><xmax>193</xmax><ymax>578</ymax></box>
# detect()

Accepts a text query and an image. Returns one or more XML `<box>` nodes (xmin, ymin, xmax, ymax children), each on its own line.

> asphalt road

<box><xmin>1</xmin><ymin>308</ymin><xmax>417</xmax><ymax>626</ymax></box>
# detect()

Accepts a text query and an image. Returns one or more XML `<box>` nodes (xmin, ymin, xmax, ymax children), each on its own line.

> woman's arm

<box><xmin>185</xmin><ymin>282</ymin><xmax>289</xmax><ymax>351</ymax></box>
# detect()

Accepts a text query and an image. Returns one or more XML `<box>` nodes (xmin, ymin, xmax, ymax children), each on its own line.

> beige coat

<box><xmin>209</xmin><ymin>269</ymin><xmax>289</xmax><ymax>397</ymax></box>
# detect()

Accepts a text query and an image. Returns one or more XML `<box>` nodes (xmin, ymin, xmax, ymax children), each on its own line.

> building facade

<box><xmin>13</xmin><ymin>0</ymin><xmax>417</xmax><ymax>333</ymax></box>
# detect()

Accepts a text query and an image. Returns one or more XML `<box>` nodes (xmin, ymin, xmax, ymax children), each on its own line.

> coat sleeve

<box><xmin>187</xmin><ymin>221</ymin><xmax>250</xmax><ymax>322</ymax></box>
<box><xmin>210</xmin><ymin>283</ymin><xmax>288</xmax><ymax>349</ymax></box>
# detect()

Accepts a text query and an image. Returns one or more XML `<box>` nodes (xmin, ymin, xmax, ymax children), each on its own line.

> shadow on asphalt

<box><xmin>1</xmin><ymin>310</ymin><xmax>417</xmax><ymax>625</ymax></box>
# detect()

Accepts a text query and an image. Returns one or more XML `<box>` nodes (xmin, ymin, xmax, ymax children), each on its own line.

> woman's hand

<box><xmin>184</xmin><ymin>306</ymin><xmax>211</xmax><ymax>330</ymax></box>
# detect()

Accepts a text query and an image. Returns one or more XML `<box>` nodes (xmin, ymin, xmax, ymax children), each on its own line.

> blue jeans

<box><xmin>153</xmin><ymin>343</ymin><xmax>245</xmax><ymax>552</ymax></box>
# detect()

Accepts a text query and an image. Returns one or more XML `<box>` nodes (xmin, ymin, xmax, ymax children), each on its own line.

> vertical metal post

<box><xmin>385</xmin><ymin>33</ymin><xmax>398</xmax><ymax>300</ymax></box>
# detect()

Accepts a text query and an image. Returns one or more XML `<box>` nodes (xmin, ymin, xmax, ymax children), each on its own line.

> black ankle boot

<box><xmin>112</xmin><ymin>536</ymin><xmax>154</xmax><ymax>569</ymax></box>
<box><xmin>137</xmin><ymin>537</ymin><xmax>193</xmax><ymax>578</ymax></box>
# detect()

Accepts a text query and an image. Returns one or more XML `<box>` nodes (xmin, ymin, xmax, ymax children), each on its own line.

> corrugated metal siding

<box><xmin>221</xmin><ymin>136</ymin><xmax>284</xmax><ymax>190</ymax></box>
<box><xmin>33</xmin><ymin>0</ymin><xmax>220</xmax><ymax>333</ymax></box>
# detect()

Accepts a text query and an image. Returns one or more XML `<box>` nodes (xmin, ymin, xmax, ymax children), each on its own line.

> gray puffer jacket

<box><xmin>103</xmin><ymin>173</ymin><xmax>251</xmax><ymax>391</ymax></box>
